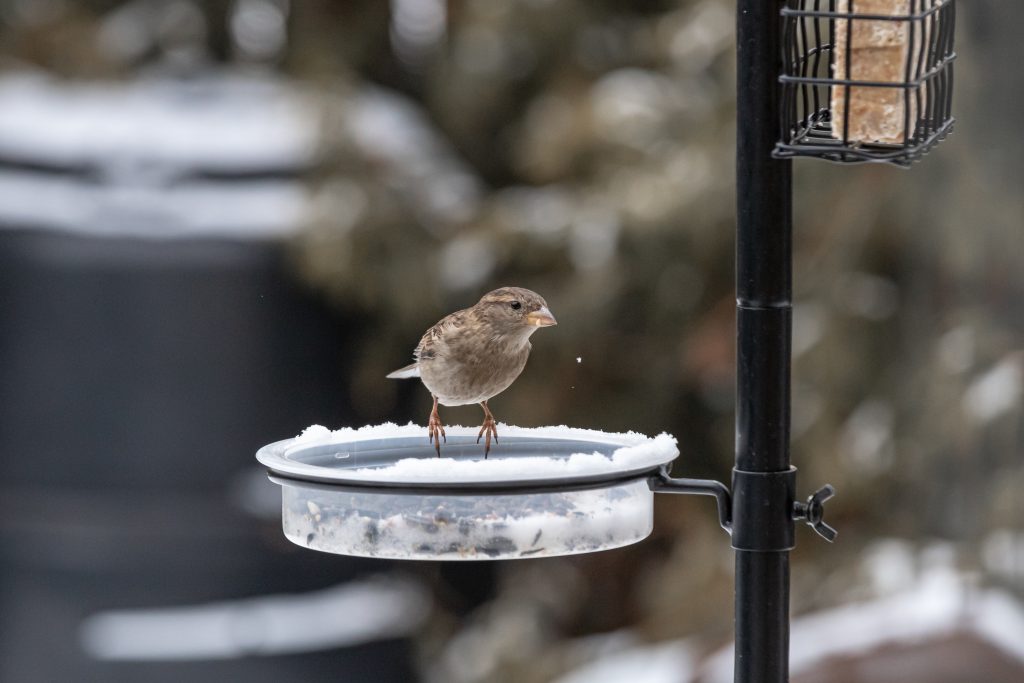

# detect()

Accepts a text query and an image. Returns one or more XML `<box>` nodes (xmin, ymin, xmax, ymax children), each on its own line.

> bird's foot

<box><xmin>428</xmin><ymin>411</ymin><xmax>446</xmax><ymax>457</ymax></box>
<box><xmin>477</xmin><ymin>417</ymin><xmax>498</xmax><ymax>459</ymax></box>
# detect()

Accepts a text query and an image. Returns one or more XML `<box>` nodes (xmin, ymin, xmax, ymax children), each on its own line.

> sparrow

<box><xmin>387</xmin><ymin>287</ymin><xmax>557</xmax><ymax>458</ymax></box>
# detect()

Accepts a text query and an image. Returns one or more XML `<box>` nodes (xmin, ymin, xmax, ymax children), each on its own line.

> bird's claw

<box><xmin>428</xmin><ymin>414</ymin><xmax>446</xmax><ymax>457</ymax></box>
<box><xmin>477</xmin><ymin>418</ymin><xmax>498</xmax><ymax>459</ymax></box>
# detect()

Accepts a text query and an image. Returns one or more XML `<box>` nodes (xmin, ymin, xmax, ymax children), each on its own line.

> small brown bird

<box><xmin>387</xmin><ymin>287</ymin><xmax>557</xmax><ymax>457</ymax></box>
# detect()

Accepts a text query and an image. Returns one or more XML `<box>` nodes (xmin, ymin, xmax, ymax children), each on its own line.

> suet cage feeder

<box><xmin>775</xmin><ymin>0</ymin><xmax>956</xmax><ymax>165</ymax></box>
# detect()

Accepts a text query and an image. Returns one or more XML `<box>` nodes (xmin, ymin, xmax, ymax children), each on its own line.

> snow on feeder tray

<box><xmin>256</xmin><ymin>423</ymin><xmax>733</xmax><ymax>561</ymax></box>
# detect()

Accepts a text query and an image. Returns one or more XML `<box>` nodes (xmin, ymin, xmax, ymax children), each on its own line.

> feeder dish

<box><xmin>257</xmin><ymin>424</ymin><xmax>679</xmax><ymax>560</ymax></box>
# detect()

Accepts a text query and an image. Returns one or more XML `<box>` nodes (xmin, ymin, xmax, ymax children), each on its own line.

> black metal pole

<box><xmin>734</xmin><ymin>2</ymin><xmax>794</xmax><ymax>683</ymax></box>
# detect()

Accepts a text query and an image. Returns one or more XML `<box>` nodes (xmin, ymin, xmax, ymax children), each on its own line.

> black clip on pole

<box><xmin>793</xmin><ymin>484</ymin><xmax>837</xmax><ymax>542</ymax></box>
<box><xmin>651</xmin><ymin>465</ymin><xmax>837</xmax><ymax>543</ymax></box>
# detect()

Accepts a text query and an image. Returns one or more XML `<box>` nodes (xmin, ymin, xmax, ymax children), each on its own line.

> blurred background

<box><xmin>0</xmin><ymin>1</ymin><xmax>1021</xmax><ymax>682</ymax></box>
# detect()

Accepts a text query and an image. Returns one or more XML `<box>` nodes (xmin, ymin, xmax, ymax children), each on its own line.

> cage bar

<box><xmin>775</xmin><ymin>0</ymin><xmax>956</xmax><ymax>166</ymax></box>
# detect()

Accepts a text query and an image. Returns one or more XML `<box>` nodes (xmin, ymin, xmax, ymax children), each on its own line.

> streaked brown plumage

<box><xmin>387</xmin><ymin>287</ymin><xmax>557</xmax><ymax>457</ymax></box>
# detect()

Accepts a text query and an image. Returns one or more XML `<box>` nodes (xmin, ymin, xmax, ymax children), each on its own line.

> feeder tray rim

<box><xmin>267</xmin><ymin>470</ymin><xmax>665</xmax><ymax>497</ymax></box>
<box><xmin>256</xmin><ymin>424</ymin><xmax>679</xmax><ymax>492</ymax></box>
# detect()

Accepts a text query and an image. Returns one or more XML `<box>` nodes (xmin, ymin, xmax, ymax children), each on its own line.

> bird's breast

<box><xmin>419</xmin><ymin>340</ymin><xmax>530</xmax><ymax>406</ymax></box>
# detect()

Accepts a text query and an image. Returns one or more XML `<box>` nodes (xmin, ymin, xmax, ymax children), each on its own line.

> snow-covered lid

<box><xmin>256</xmin><ymin>423</ymin><xmax>679</xmax><ymax>490</ymax></box>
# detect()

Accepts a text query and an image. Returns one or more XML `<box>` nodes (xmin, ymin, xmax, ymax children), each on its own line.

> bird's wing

<box><xmin>414</xmin><ymin>308</ymin><xmax>471</xmax><ymax>362</ymax></box>
<box><xmin>386</xmin><ymin>363</ymin><xmax>420</xmax><ymax>379</ymax></box>
<box><xmin>387</xmin><ymin>309</ymin><xmax>468</xmax><ymax>379</ymax></box>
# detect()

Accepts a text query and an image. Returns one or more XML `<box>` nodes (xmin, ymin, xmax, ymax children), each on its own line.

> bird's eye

<box><xmin>510</xmin><ymin>301</ymin><xmax>522</xmax><ymax>310</ymax></box>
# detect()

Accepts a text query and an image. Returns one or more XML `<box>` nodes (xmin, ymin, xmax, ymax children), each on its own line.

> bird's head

<box><xmin>475</xmin><ymin>287</ymin><xmax>557</xmax><ymax>337</ymax></box>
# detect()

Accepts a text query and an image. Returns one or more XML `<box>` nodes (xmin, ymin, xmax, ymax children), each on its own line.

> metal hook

<box><xmin>649</xmin><ymin>466</ymin><xmax>732</xmax><ymax>534</ymax></box>
<box><xmin>793</xmin><ymin>484</ymin><xmax>837</xmax><ymax>542</ymax></box>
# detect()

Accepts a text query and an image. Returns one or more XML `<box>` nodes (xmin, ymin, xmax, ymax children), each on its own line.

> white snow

<box><xmin>0</xmin><ymin>73</ymin><xmax>315</xmax><ymax>239</ymax></box>
<box><xmin>700</xmin><ymin>562</ymin><xmax>1024</xmax><ymax>683</ymax></box>
<box><xmin>963</xmin><ymin>354</ymin><xmax>1023</xmax><ymax>423</ymax></box>
<box><xmin>0</xmin><ymin>72</ymin><xmax>486</xmax><ymax>241</ymax></box>
<box><xmin>552</xmin><ymin>638</ymin><xmax>695</xmax><ymax>683</ymax></box>
<box><xmin>983</xmin><ymin>529</ymin><xmax>1024</xmax><ymax>582</ymax></box>
<box><xmin>970</xmin><ymin>589</ymin><xmax>1024</xmax><ymax>664</ymax></box>
<box><xmin>0</xmin><ymin>170</ymin><xmax>309</xmax><ymax>239</ymax></box>
<box><xmin>80</xmin><ymin>575</ymin><xmax>429</xmax><ymax>660</ymax></box>
<box><xmin>265</xmin><ymin>422</ymin><xmax>679</xmax><ymax>485</ymax></box>
<box><xmin>788</xmin><ymin>567</ymin><xmax>965</xmax><ymax>675</ymax></box>
<box><xmin>0</xmin><ymin>74</ymin><xmax>316</xmax><ymax>173</ymax></box>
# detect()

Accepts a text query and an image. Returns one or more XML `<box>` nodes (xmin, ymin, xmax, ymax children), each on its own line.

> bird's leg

<box><xmin>428</xmin><ymin>396</ymin><xmax>446</xmax><ymax>457</ymax></box>
<box><xmin>477</xmin><ymin>400</ymin><xmax>499</xmax><ymax>459</ymax></box>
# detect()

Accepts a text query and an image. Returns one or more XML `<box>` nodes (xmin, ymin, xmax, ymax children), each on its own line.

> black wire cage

<box><xmin>775</xmin><ymin>0</ymin><xmax>956</xmax><ymax>166</ymax></box>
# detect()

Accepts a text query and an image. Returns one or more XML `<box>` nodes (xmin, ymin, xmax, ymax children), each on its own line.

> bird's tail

<box><xmin>386</xmin><ymin>363</ymin><xmax>420</xmax><ymax>379</ymax></box>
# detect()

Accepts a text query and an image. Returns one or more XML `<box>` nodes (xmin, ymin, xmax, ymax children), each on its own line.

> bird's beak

<box><xmin>526</xmin><ymin>306</ymin><xmax>557</xmax><ymax>327</ymax></box>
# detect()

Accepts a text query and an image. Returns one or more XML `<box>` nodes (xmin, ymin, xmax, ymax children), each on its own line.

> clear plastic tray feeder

<box><xmin>255</xmin><ymin>424</ymin><xmax>720</xmax><ymax>561</ymax></box>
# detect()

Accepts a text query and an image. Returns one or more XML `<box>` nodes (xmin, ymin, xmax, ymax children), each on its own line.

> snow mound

<box><xmin>258</xmin><ymin>422</ymin><xmax>679</xmax><ymax>486</ymax></box>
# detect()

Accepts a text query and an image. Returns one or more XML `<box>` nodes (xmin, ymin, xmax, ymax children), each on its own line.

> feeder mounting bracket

<box><xmin>650</xmin><ymin>466</ymin><xmax>733</xmax><ymax>533</ymax></box>
<box><xmin>650</xmin><ymin>466</ymin><xmax>837</xmax><ymax>544</ymax></box>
